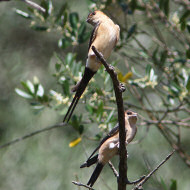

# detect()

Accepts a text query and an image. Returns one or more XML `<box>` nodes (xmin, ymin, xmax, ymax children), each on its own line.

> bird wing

<box><xmin>88</xmin><ymin>23</ymin><xmax>100</xmax><ymax>52</ymax></box>
<box><xmin>87</xmin><ymin>123</ymin><xmax>119</xmax><ymax>161</ymax></box>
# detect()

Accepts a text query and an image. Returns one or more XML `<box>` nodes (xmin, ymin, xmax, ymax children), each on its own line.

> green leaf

<box><xmin>126</xmin><ymin>24</ymin><xmax>137</xmax><ymax>39</ymax></box>
<box><xmin>180</xmin><ymin>20</ymin><xmax>186</xmax><ymax>31</ymax></box>
<box><xmin>58</xmin><ymin>37</ymin><xmax>72</xmax><ymax>49</ymax></box>
<box><xmin>15</xmin><ymin>9</ymin><xmax>32</xmax><ymax>19</ymax></box>
<box><xmin>78</xmin><ymin>125</ymin><xmax>84</xmax><ymax>135</ymax></box>
<box><xmin>78</xmin><ymin>22</ymin><xmax>87</xmax><ymax>43</ymax></box>
<box><xmin>164</xmin><ymin>0</ymin><xmax>169</xmax><ymax>17</ymax></box>
<box><xmin>145</xmin><ymin>64</ymin><xmax>152</xmax><ymax>75</ymax></box>
<box><xmin>186</xmin><ymin>48</ymin><xmax>190</xmax><ymax>59</ymax></box>
<box><xmin>55</xmin><ymin>3</ymin><xmax>67</xmax><ymax>22</ymax></box>
<box><xmin>130</xmin><ymin>0</ymin><xmax>137</xmax><ymax>13</ymax></box>
<box><xmin>159</xmin><ymin>0</ymin><xmax>170</xmax><ymax>17</ymax></box>
<box><xmin>31</xmin><ymin>25</ymin><xmax>48</xmax><ymax>31</ymax></box>
<box><xmin>85</xmin><ymin>104</ymin><xmax>94</xmax><ymax>114</ymax></box>
<box><xmin>69</xmin><ymin>12</ymin><xmax>79</xmax><ymax>30</ymax></box>
<box><xmin>186</xmin><ymin>77</ymin><xmax>190</xmax><ymax>92</ymax></box>
<box><xmin>160</xmin><ymin>177</ymin><xmax>168</xmax><ymax>190</ymax></box>
<box><xmin>62</xmin><ymin>80</ymin><xmax>70</xmax><ymax>96</ymax></box>
<box><xmin>55</xmin><ymin>63</ymin><xmax>61</xmax><ymax>72</ymax></box>
<box><xmin>187</xmin><ymin>25</ymin><xmax>190</xmax><ymax>33</ymax></box>
<box><xmin>170</xmin><ymin>179</ymin><xmax>177</xmax><ymax>190</ymax></box>
<box><xmin>41</xmin><ymin>0</ymin><xmax>52</xmax><ymax>19</ymax></box>
<box><xmin>26</xmin><ymin>80</ymin><xmax>35</xmax><ymax>94</ymax></box>
<box><xmin>160</xmin><ymin>50</ymin><xmax>168</xmax><ymax>65</ymax></box>
<box><xmin>65</xmin><ymin>53</ymin><xmax>75</xmax><ymax>65</ymax></box>
<box><xmin>180</xmin><ymin>10</ymin><xmax>190</xmax><ymax>23</ymax></box>
<box><xmin>152</xmin><ymin>46</ymin><xmax>159</xmax><ymax>64</ymax></box>
<box><xmin>15</xmin><ymin>88</ymin><xmax>33</xmax><ymax>99</ymax></box>
<box><xmin>36</xmin><ymin>84</ymin><xmax>44</xmax><ymax>97</ymax></box>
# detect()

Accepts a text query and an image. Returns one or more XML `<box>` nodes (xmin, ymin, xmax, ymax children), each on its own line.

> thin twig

<box><xmin>0</xmin><ymin>122</ymin><xmax>66</xmax><ymax>149</ymax></box>
<box><xmin>92</xmin><ymin>46</ymin><xmax>127</xmax><ymax>190</ymax></box>
<box><xmin>140</xmin><ymin>120</ymin><xmax>190</xmax><ymax>128</ymax></box>
<box><xmin>132</xmin><ymin>150</ymin><xmax>175</xmax><ymax>190</ymax></box>
<box><xmin>108</xmin><ymin>161</ymin><xmax>119</xmax><ymax>178</ymax></box>
<box><xmin>0</xmin><ymin>0</ymin><xmax>46</xmax><ymax>12</ymax></box>
<box><xmin>72</xmin><ymin>181</ymin><xmax>95</xmax><ymax>190</ymax></box>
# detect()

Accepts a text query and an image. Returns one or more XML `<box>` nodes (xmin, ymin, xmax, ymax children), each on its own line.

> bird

<box><xmin>80</xmin><ymin>110</ymin><xmax>138</xmax><ymax>187</ymax></box>
<box><xmin>63</xmin><ymin>10</ymin><xmax>120</xmax><ymax>123</ymax></box>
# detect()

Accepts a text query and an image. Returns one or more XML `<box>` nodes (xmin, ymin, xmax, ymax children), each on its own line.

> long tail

<box><xmin>87</xmin><ymin>162</ymin><xmax>104</xmax><ymax>187</ymax></box>
<box><xmin>80</xmin><ymin>154</ymin><xmax>98</xmax><ymax>168</ymax></box>
<box><xmin>63</xmin><ymin>67</ymin><xmax>96</xmax><ymax>123</ymax></box>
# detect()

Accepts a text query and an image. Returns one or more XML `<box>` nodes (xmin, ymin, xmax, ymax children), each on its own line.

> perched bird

<box><xmin>80</xmin><ymin>110</ymin><xmax>138</xmax><ymax>187</ymax></box>
<box><xmin>63</xmin><ymin>11</ymin><xmax>120</xmax><ymax>123</ymax></box>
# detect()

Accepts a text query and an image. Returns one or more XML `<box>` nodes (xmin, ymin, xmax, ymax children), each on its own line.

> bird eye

<box><xmin>91</xmin><ymin>11</ymin><xmax>96</xmax><ymax>16</ymax></box>
<box><xmin>127</xmin><ymin>111</ymin><xmax>132</xmax><ymax>115</ymax></box>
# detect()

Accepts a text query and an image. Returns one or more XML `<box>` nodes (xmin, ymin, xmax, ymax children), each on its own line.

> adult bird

<box><xmin>80</xmin><ymin>110</ymin><xmax>138</xmax><ymax>187</ymax></box>
<box><xmin>63</xmin><ymin>11</ymin><xmax>120</xmax><ymax>123</ymax></box>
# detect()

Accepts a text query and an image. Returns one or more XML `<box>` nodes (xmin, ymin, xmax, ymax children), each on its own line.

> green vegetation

<box><xmin>0</xmin><ymin>0</ymin><xmax>190</xmax><ymax>189</ymax></box>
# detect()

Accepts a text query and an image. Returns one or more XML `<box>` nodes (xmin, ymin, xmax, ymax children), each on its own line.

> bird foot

<box><xmin>119</xmin><ymin>83</ymin><xmax>126</xmax><ymax>92</ymax></box>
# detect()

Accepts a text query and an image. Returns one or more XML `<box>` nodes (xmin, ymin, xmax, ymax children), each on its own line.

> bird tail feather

<box><xmin>63</xmin><ymin>67</ymin><xmax>96</xmax><ymax>123</ymax></box>
<box><xmin>87</xmin><ymin>163</ymin><xmax>104</xmax><ymax>187</ymax></box>
<box><xmin>80</xmin><ymin>154</ymin><xmax>98</xmax><ymax>168</ymax></box>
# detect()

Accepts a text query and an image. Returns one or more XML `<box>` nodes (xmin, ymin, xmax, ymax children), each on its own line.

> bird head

<box><xmin>125</xmin><ymin>110</ymin><xmax>138</xmax><ymax>125</ymax></box>
<box><xmin>86</xmin><ymin>11</ymin><xmax>108</xmax><ymax>26</ymax></box>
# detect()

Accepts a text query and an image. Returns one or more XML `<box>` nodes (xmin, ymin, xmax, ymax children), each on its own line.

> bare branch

<box><xmin>132</xmin><ymin>150</ymin><xmax>175</xmax><ymax>190</ymax></box>
<box><xmin>0</xmin><ymin>0</ymin><xmax>46</xmax><ymax>13</ymax></box>
<box><xmin>140</xmin><ymin>120</ymin><xmax>190</xmax><ymax>128</ymax></box>
<box><xmin>108</xmin><ymin>161</ymin><xmax>119</xmax><ymax>178</ymax></box>
<box><xmin>0</xmin><ymin>122</ymin><xmax>66</xmax><ymax>150</ymax></box>
<box><xmin>72</xmin><ymin>181</ymin><xmax>95</xmax><ymax>190</ymax></box>
<box><xmin>92</xmin><ymin>46</ymin><xmax>127</xmax><ymax>190</ymax></box>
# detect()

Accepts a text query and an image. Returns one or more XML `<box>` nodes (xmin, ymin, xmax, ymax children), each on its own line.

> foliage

<box><xmin>2</xmin><ymin>0</ymin><xmax>190</xmax><ymax>189</ymax></box>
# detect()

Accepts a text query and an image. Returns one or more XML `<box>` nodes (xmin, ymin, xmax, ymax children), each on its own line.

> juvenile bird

<box><xmin>80</xmin><ymin>110</ymin><xmax>138</xmax><ymax>187</ymax></box>
<box><xmin>63</xmin><ymin>11</ymin><xmax>120</xmax><ymax>123</ymax></box>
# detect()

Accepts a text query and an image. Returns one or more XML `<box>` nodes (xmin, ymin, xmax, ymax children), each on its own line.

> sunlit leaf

<box><xmin>26</xmin><ymin>80</ymin><xmax>35</xmax><ymax>94</ymax></box>
<box><xmin>15</xmin><ymin>88</ymin><xmax>33</xmax><ymax>99</ymax></box>
<box><xmin>36</xmin><ymin>84</ymin><xmax>44</xmax><ymax>97</ymax></box>
<box><xmin>69</xmin><ymin>137</ymin><xmax>82</xmax><ymax>147</ymax></box>
<box><xmin>15</xmin><ymin>9</ymin><xmax>32</xmax><ymax>19</ymax></box>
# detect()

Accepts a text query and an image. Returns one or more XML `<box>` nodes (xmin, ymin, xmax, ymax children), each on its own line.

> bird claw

<box><xmin>109</xmin><ymin>65</ymin><xmax>115</xmax><ymax>71</ymax></box>
<box><xmin>119</xmin><ymin>83</ymin><xmax>126</xmax><ymax>92</ymax></box>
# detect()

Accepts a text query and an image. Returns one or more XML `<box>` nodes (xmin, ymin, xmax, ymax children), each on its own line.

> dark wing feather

<box><xmin>88</xmin><ymin>23</ymin><xmax>100</xmax><ymax>52</ymax></box>
<box><xmin>87</xmin><ymin>123</ymin><xmax>119</xmax><ymax>161</ymax></box>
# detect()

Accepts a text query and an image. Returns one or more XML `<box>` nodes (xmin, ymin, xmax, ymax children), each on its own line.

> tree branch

<box><xmin>0</xmin><ymin>0</ymin><xmax>46</xmax><ymax>13</ymax></box>
<box><xmin>132</xmin><ymin>150</ymin><xmax>175</xmax><ymax>190</ymax></box>
<box><xmin>92</xmin><ymin>46</ymin><xmax>127</xmax><ymax>190</ymax></box>
<box><xmin>0</xmin><ymin>122</ymin><xmax>66</xmax><ymax>149</ymax></box>
<box><xmin>72</xmin><ymin>181</ymin><xmax>95</xmax><ymax>190</ymax></box>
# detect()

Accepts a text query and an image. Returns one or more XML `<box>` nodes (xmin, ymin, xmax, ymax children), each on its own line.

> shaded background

<box><xmin>0</xmin><ymin>0</ymin><xmax>190</xmax><ymax>190</ymax></box>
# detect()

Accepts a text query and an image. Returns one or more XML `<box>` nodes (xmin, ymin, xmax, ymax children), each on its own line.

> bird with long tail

<box><xmin>63</xmin><ymin>10</ymin><xmax>120</xmax><ymax>123</ymax></box>
<box><xmin>80</xmin><ymin>110</ymin><xmax>138</xmax><ymax>187</ymax></box>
